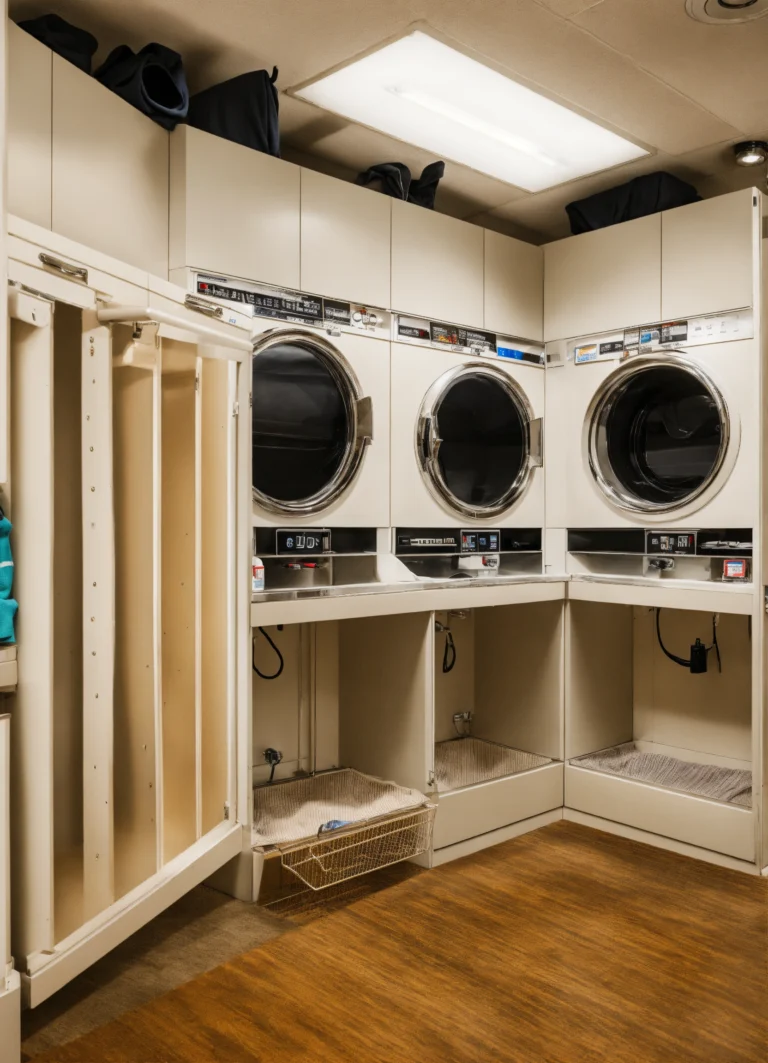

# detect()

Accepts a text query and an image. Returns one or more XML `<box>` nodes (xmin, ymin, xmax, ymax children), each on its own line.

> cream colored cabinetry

<box><xmin>7</xmin><ymin>21</ymin><xmax>52</xmax><ymax>229</ymax></box>
<box><xmin>544</xmin><ymin>213</ymin><xmax>661</xmax><ymax>341</ymax></box>
<box><xmin>170</xmin><ymin>126</ymin><xmax>300</xmax><ymax>287</ymax></box>
<box><xmin>300</xmin><ymin>169</ymin><xmax>391</xmax><ymax>307</ymax></box>
<box><xmin>51</xmin><ymin>56</ymin><xmax>169</xmax><ymax>277</ymax></box>
<box><xmin>484</xmin><ymin>230</ymin><xmax>543</xmax><ymax>341</ymax></box>
<box><xmin>391</xmin><ymin>199</ymin><xmax>484</xmax><ymax>324</ymax></box>
<box><xmin>661</xmin><ymin>188</ymin><xmax>756</xmax><ymax>320</ymax></box>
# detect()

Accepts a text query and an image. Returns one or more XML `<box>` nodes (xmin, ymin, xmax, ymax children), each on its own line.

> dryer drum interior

<box><xmin>417</xmin><ymin>364</ymin><xmax>538</xmax><ymax>519</ymax></box>
<box><xmin>251</xmin><ymin>330</ymin><xmax>372</xmax><ymax>515</ymax></box>
<box><xmin>588</xmin><ymin>357</ymin><xmax>730</xmax><ymax>512</ymax></box>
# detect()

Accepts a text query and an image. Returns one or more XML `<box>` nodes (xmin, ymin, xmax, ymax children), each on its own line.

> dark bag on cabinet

<box><xmin>566</xmin><ymin>171</ymin><xmax>701</xmax><ymax>235</ymax></box>
<box><xmin>95</xmin><ymin>43</ymin><xmax>189</xmax><ymax>130</ymax></box>
<box><xmin>17</xmin><ymin>13</ymin><xmax>98</xmax><ymax>73</ymax></box>
<box><xmin>355</xmin><ymin>160</ymin><xmax>445</xmax><ymax>209</ymax></box>
<box><xmin>186</xmin><ymin>69</ymin><xmax>280</xmax><ymax>158</ymax></box>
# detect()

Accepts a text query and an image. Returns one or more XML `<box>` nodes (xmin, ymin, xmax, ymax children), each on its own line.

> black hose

<box><xmin>253</xmin><ymin>626</ymin><xmax>284</xmax><ymax>680</ymax></box>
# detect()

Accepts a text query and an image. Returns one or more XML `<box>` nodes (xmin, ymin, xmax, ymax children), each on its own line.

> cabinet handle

<box><xmin>38</xmin><ymin>253</ymin><xmax>88</xmax><ymax>284</ymax></box>
<box><xmin>184</xmin><ymin>294</ymin><xmax>223</xmax><ymax>319</ymax></box>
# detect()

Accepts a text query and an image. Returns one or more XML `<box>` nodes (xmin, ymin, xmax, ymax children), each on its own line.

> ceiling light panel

<box><xmin>294</xmin><ymin>30</ymin><xmax>649</xmax><ymax>192</ymax></box>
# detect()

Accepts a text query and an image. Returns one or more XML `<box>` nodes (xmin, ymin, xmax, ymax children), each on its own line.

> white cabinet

<box><xmin>484</xmin><ymin>230</ymin><xmax>543</xmax><ymax>341</ymax></box>
<box><xmin>661</xmin><ymin>189</ymin><xmax>756</xmax><ymax>320</ymax></box>
<box><xmin>300</xmin><ymin>169</ymin><xmax>390</xmax><ymax>307</ymax></box>
<box><xmin>51</xmin><ymin>56</ymin><xmax>169</xmax><ymax>277</ymax></box>
<box><xmin>544</xmin><ymin>213</ymin><xmax>661</xmax><ymax>341</ymax></box>
<box><xmin>391</xmin><ymin>200</ymin><xmax>484</xmax><ymax>325</ymax></box>
<box><xmin>7</xmin><ymin>21</ymin><xmax>52</xmax><ymax>230</ymax></box>
<box><xmin>170</xmin><ymin>126</ymin><xmax>300</xmax><ymax>288</ymax></box>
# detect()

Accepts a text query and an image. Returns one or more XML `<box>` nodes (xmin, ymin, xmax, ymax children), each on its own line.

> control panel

<box><xmin>189</xmin><ymin>272</ymin><xmax>390</xmax><ymax>338</ymax></box>
<box><xmin>395</xmin><ymin>528</ymin><xmax>541</xmax><ymax>556</ymax></box>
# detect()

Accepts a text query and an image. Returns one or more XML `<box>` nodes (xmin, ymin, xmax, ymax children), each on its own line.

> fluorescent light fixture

<box><xmin>294</xmin><ymin>30</ymin><xmax>649</xmax><ymax>192</ymax></box>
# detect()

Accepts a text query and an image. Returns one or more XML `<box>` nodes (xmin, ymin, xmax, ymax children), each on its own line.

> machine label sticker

<box><xmin>723</xmin><ymin>558</ymin><xmax>749</xmax><ymax>580</ymax></box>
<box><xmin>461</xmin><ymin>530</ymin><xmax>501</xmax><ymax>553</ymax></box>
<box><xmin>574</xmin><ymin>343</ymin><xmax>598</xmax><ymax>364</ymax></box>
<box><xmin>646</xmin><ymin>531</ymin><xmax>696</xmax><ymax>555</ymax></box>
<box><xmin>250</xmin><ymin>290</ymin><xmax>324</xmax><ymax>325</ymax></box>
<box><xmin>659</xmin><ymin>321</ymin><xmax>688</xmax><ymax>346</ymax></box>
<box><xmin>638</xmin><ymin>326</ymin><xmax>661</xmax><ymax>352</ymax></box>
<box><xmin>458</xmin><ymin>327</ymin><xmax>497</xmax><ymax>353</ymax></box>
<box><xmin>323</xmin><ymin>299</ymin><xmax>351</xmax><ymax>325</ymax></box>
<box><xmin>599</xmin><ymin>340</ymin><xmax>624</xmax><ymax>356</ymax></box>
<box><xmin>430</xmin><ymin>322</ymin><xmax>461</xmax><ymax>346</ymax></box>
<box><xmin>497</xmin><ymin>347</ymin><xmax>545</xmax><ymax>365</ymax></box>
<box><xmin>397</xmin><ymin>323</ymin><xmax>430</xmax><ymax>340</ymax></box>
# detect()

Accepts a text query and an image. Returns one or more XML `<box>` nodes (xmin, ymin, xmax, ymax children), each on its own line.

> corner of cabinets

<box><xmin>169</xmin><ymin>125</ymin><xmax>300</xmax><ymax>288</ymax></box>
<box><xmin>50</xmin><ymin>55</ymin><xmax>170</xmax><ymax>278</ymax></box>
<box><xmin>7</xmin><ymin>20</ymin><xmax>53</xmax><ymax>230</ymax></box>
<box><xmin>483</xmin><ymin>229</ymin><xmax>543</xmax><ymax>342</ymax></box>
<box><xmin>299</xmin><ymin>167</ymin><xmax>392</xmax><ymax>308</ymax></box>
<box><xmin>660</xmin><ymin>188</ymin><xmax>757</xmax><ymax>321</ymax></box>
<box><xmin>543</xmin><ymin>213</ymin><xmax>661</xmax><ymax>342</ymax></box>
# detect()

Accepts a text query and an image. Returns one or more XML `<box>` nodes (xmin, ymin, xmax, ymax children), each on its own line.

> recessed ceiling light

<box><xmin>734</xmin><ymin>140</ymin><xmax>768</xmax><ymax>165</ymax></box>
<box><xmin>291</xmin><ymin>30</ymin><xmax>649</xmax><ymax>193</ymax></box>
<box><xmin>686</xmin><ymin>0</ymin><xmax>768</xmax><ymax>23</ymax></box>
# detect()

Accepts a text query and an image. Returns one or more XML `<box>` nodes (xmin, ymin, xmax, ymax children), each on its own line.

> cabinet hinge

<box><xmin>194</xmin><ymin>374</ymin><xmax>200</xmax><ymax>392</ymax></box>
<box><xmin>224</xmin><ymin>801</ymin><xmax>231</xmax><ymax>820</ymax></box>
<box><xmin>232</xmin><ymin>401</ymin><xmax>240</xmax><ymax>417</ymax></box>
<box><xmin>427</xmin><ymin>771</ymin><xmax>436</xmax><ymax>789</ymax></box>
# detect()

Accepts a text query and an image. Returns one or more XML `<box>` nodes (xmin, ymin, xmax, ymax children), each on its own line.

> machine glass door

<box><xmin>418</xmin><ymin>363</ymin><xmax>540</xmax><ymax>520</ymax></box>
<box><xmin>587</xmin><ymin>355</ymin><xmax>730</xmax><ymax>513</ymax></box>
<box><xmin>251</xmin><ymin>329</ymin><xmax>372</xmax><ymax>515</ymax></box>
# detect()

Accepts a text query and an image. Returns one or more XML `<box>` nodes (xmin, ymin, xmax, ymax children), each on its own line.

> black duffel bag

<box><xmin>566</xmin><ymin>172</ymin><xmax>701</xmax><ymax>235</ymax></box>
<box><xmin>95</xmin><ymin>43</ymin><xmax>189</xmax><ymax>130</ymax></box>
<box><xmin>186</xmin><ymin>69</ymin><xmax>280</xmax><ymax>158</ymax></box>
<box><xmin>17</xmin><ymin>13</ymin><xmax>98</xmax><ymax>73</ymax></box>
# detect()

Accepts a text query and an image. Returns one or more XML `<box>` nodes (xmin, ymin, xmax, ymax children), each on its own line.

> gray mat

<box><xmin>574</xmin><ymin>742</ymin><xmax>752</xmax><ymax>807</ymax></box>
<box><xmin>252</xmin><ymin>769</ymin><xmax>429</xmax><ymax>847</ymax></box>
<box><xmin>434</xmin><ymin>737</ymin><xmax>551</xmax><ymax>793</ymax></box>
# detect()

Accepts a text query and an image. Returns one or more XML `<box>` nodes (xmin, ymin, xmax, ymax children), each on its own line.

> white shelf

<box><xmin>567</xmin><ymin>575</ymin><xmax>754</xmax><ymax>615</ymax></box>
<box><xmin>565</xmin><ymin>763</ymin><xmax>755</xmax><ymax>862</ymax></box>
<box><xmin>251</xmin><ymin>578</ymin><xmax>567</xmax><ymax>627</ymax></box>
<box><xmin>432</xmin><ymin>761</ymin><xmax>564</xmax><ymax>851</ymax></box>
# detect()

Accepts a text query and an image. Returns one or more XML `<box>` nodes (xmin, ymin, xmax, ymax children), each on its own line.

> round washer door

<box><xmin>251</xmin><ymin>329</ymin><xmax>372</xmax><ymax>515</ymax></box>
<box><xmin>586</xmin><ymin>355</ymin><xmax>731</xmax><ymax>514</ymax></box>
<box><xmin>417</xmin><ymin>363</ymin><xmax>540</xmax><ymax>520</ymax></box>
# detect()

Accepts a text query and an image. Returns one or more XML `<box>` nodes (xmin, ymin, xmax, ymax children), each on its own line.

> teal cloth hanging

<box><xmin>0</xmin><ymin>515</ymin><xmax>18</xmax><ymax>644</ymax></box>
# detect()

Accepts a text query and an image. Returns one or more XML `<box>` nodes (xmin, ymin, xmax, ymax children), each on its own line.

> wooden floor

<box><xmin>35</xmin><ymin>822</ymin><xmax>768</xmax><ymax>1063</ymax></box>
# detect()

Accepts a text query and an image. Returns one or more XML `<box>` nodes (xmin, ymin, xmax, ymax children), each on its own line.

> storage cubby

<box><xmin>251</xmin><ymin>613</ymin><xmax>436</xmax><ymax>895</ymax></box>
<box><xmin>430</xmin><ymin>601</ymin><xmax>565</xmax><ymax>852</ymax></box>
<box><xmin>565</xmin><ymin>601</ymin><xmax>755</xmax><ymax>863</ymax></box>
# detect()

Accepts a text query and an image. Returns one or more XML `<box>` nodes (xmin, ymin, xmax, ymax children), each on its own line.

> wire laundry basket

<box><xmin>278</xmin><ymin>805</ymin><xmax>435</xmax><ymax>890</ymax></box>
<box><xmin>253</xmin><ymin>768</ymin><xmax>435</xmax><ymax>891</ymax></box>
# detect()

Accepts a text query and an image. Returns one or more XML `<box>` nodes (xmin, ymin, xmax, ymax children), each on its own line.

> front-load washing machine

<box><xmin>390</xmin><ymin>317</ymin><xmax>545</xmax><ymax>580</ymax></box>
<box><xmin>545</xmin><ymin>311</ymin><xmax>758</xmax><ymax>580</ymax></box>
<box><xmin>176</xmin><ymin>271</ymin><xmax>391</xmax><ymax>596</ymax></box>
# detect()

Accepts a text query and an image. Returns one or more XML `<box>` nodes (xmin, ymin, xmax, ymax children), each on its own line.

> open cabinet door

<box><xmin>6</xmin><ymin>249</ymin><xmax>252</xmax><ymax>1007</ymax></box>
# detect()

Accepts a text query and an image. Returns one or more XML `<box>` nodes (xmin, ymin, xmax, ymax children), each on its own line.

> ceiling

<box><xmin>9</xmin><ymin>0</ymin><xmax>768</xmax><ymax>243</ymax></box>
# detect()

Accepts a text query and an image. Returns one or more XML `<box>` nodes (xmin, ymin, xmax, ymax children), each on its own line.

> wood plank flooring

<box><xmin>35</xmin><ymin>822</ymin><xmax>768</xmax><ymax>1063</ymax></box>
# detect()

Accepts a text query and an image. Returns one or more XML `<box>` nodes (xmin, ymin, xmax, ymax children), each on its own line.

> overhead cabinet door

<box><xmin>300</xmin><ymin>169</ymin><xmax>391</xmax><ymax>308</ymax></box>
<box><xmin>170</xmin><ymin>126</ymin><xmax>301</xmax><ymax>289</ymax></box>
<box><xmin>52</xmin><ymin>56</ymin><xmax>169</xmax><ymax>277</ymax></box>
<box><xmin>544</xmin><ymin>213</ymin><xmax>661</xmax><ymax>341</ymax></box>
<box><xmin>484</xmin><ymin>230</ymin><xmax>543</xmax><ymax>341</ymax></box>
<box><xmin>661</xmin><ymin>188</ymin><xmax>756</xmax><ymax>321</ymax></box>
<box><xmin>7</xmin><ymin>21</ymin><xmax>52</xmax><ymax>229</ymax></box>
<box><xmin>391</xmin><ymin>200</ymin><xmax>484</xmax><ymax>325</ymax></box>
